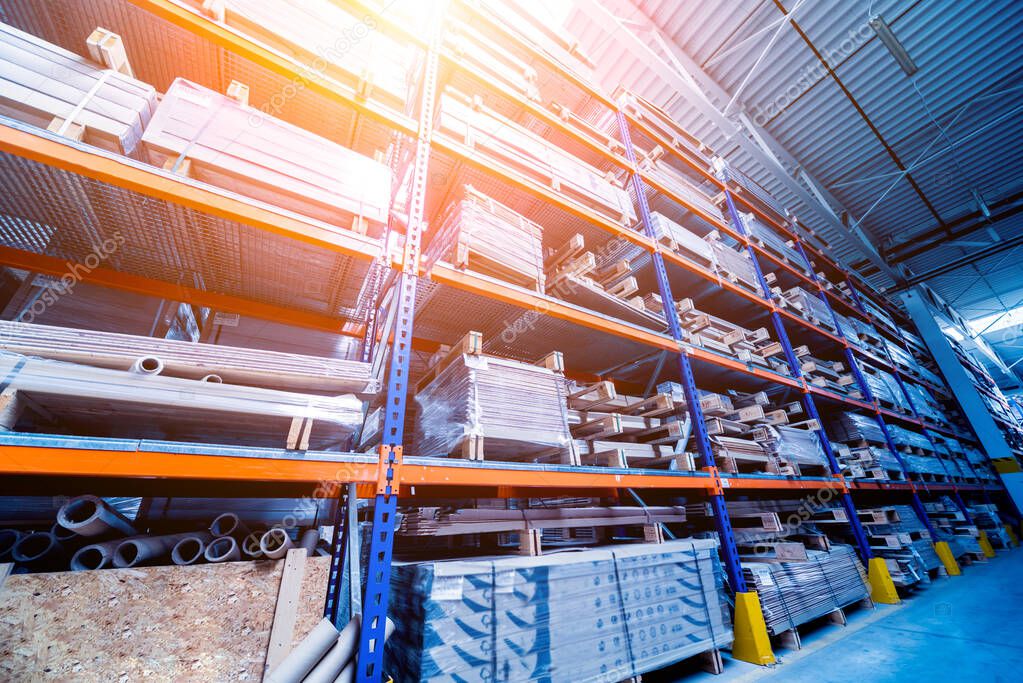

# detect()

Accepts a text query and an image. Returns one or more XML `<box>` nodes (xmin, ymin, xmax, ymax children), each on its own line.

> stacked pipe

<box><xmin>268</xmin><ymin>617</ymin><xmax>395</xmax><ymax>683</ymax></box>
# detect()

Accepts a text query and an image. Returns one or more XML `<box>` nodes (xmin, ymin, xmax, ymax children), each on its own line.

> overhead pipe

<box><xmin>209</xmin><ymin>513</ymin><xmax>249</xmax><ymax>538</ymax></box>
<box><xmin>130</xmin><ymin>356</ymin><xmax>164</xmax><ymax>375</ymax></box>
<box><xmin>266</xmin><ymin>617</ymin><xmax>341</xmax><ymax>683</ymax></box>
<box><xmin>0</xmin><ymin>529</ymin><xmax>24</xmax><ymax>562</ymax></box>
<box><xmin>259</xmin><ymin>528</ymin><xmax>294</xmax><ymax>560</ymax></box>
<box><xmin>170</xmin><ymin>533</ymin><xmax>214</xmax><ymax>566</ymax></box>
<box><xmin>12</xmin><ymin>531</ymin><xmax>65</xmax><ymax>569</ymax></box>
<box><xmin>204</xmin><ymin>536</ymin><xmax>241</xmax><ymax>563</ymax></box>
<box><xmin>57</xmin><ymin>495</ymin><xmax>136</xmax><ymax>537</ymax></box>
<box><xmin>113</xmin><ymin>532</ymin><xmax>198</xmax><ymax>568</ymax></box>
<box><xmin>242</xmin><ymin>530</ymin><xmax>265</xmax><ymax>559</ymax></box>
<box><xmin>299</xmin><ymin>528</ymin><xmax>320</xmax><ymax>556</ymax></box>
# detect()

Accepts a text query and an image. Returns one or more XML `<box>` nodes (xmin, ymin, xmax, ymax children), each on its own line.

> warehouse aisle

<box><xmin>723</xmin><ymin>549</ymin><xmax>1023</xmax><ymax>682</ymax></box>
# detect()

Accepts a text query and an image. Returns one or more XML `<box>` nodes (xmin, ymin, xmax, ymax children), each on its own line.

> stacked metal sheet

<box><xmin>437</xmin><ymin>91</ymin><xmax>635</xmax><ymax>223</ymax></box>
<box><xmin>142</xmin><ymin>78</ymin><xmax>392</xmax><ymax>234</ymax></box>
<box><xmin>781</xmin><ymin>287</ymin><xmax>834</xmax><ymax>328</ymax></box>
<box><xmin>860</xmin><ymin>364</ymin><xmax>905</xmax><ymax>409</ymax></box>
<box><xmin>969</xmin><ymin>504</ymin><xmax>1013</xmax><ymax>548</ymax></box>
<box><xmin>386</xmin><ymin>540</ymin><xmax>732</xmax><ymax>682</ymax></box>
<box><xmin>642</xmin><ymin>160</ymin><xmax>721</xmax><ymax>220</ymax></box>
<box><xmin>412</xmin><ymin>352</ymin><xmax>574</xmax><ymax>462</ymax></box>
<box><xmin>903</xmin><ymin>382</ymin><xmax>945</xmax><ymax>423</ymax></box>
<box><xmin>427</xmin><ymin>185</ymin><xmax>546</xmax><ymax>291</ymax></box>
<box><xmin>0</xmin><ymin>21</ymin><xmax>157</xmax><ymax>155</ymax></box>
<box><xmin>648</xmin><ymin>212</ymin><xmax>715</xmax><ymax>266</ymax></box>
<box><xmin>741</xmin><ymin>212</ymin><xmax>807</xmax><ymax>269</ymax></box>
<box><xmin>709</xmin><ymin>240</ymin><xmax>763</xmax><ymax>295</ymax></box>
<box><xmin>828</xmin><ymin>411</ymin><xmax>887</xmax><ymax>444</ymax></box>
<box><xmin>862</xmin><ymin>505</ymin><xmax>939</xmax><ymax>586</ymax></box>
<box><xmin>742</xmin><ymin>545</ymin><xmax>869</xmax><ymax>635</ymax></box>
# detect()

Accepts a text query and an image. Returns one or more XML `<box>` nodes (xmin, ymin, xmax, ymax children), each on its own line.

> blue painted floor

<box><xmin>661</xmin><ymin>548</ymin><xmax>1023</xmax><ymax>682</ymax></box>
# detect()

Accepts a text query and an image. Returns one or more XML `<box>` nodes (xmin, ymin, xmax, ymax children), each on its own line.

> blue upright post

<box><xmin>717</xmin><ymin>167</ymin><xmax>873</xmax><ymax>565</ymax></box>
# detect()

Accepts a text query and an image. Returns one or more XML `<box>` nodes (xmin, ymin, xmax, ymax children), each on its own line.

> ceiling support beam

<box><xmin>584</xmin><ymin>0</ymin><xmax>903</xmax><ymax>284</ymax></box>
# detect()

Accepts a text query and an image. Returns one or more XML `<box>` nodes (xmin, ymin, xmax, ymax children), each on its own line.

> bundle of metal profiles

<box><xmin>179</xmin><ymin>0</ymin><xmax>416</xmax><ymax>110</ymax></box>
<box><xmin>396</xmin><ymin>505</ymin><xmax>687</xmax><ymax>536</ymax></box>
<box><xmin>385</xmin><ymin>539</ymin><xmax>732</xmax><ymax>682</ymax></box>
<box><xmin>0</xmin><ymin>352</ymin><xmax>363</xmax><ymax>447</ymax></box>
<box><xmin>412</xmin><ymin>352</ymin><xmax>574</xmax><ymax>462</ymax></box>
<box><xmin>436</xmin><ymin>90</ymin><xmax>636</xmax><ymax>224</ymax></box>
<box><xmin>742</xmin><ymin>545</ymin><xmax>869</xmax><ymax>635</ymax></box>
<box><xmin>142</xmin><ymin>78</ymin><xmax>392</xmax><ymax>234</ymax></box>
<box><xmin>862</xmin><ymin>505</ymin><xmax>939</xmax><ymax>586</ymax></box>
<box><xmin>0</xmin><ymin>21</ymin><xmax>157</xmax><ymax>156</ymax></box>
<box><xmin>0</xmin><ymin>321</ymin><xmax>378</xmax><ymax>393</ymax></box>
<box><xmin>425</xmin><ymin>185</ymin><xmax>546</xmax><ymax>292</ymax></box>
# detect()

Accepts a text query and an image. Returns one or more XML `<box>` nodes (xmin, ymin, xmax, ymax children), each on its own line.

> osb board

<box><xmin>0</xmin><ymin>560</ymin><xmax>289</xmax><ymax>682</ymax></box>
<box><xmin>290</xmin><ymin>556</ymin><xmax>330</xmax><ymax>649</ymax></box>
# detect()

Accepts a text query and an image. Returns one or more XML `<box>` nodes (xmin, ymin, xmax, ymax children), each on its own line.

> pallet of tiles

<box><xmin>426</xmin><ymin>185</ymin><xmax>546</xmax><ymax>292</ymax></box>
<box><xmin>386</xmin><ymin>539</ymin><xmax>732</xmax><ymax>682</ymax></box>
<box><xmin>437</xmin><ymin>89</ymin><xmax>636</xmax><ymax>224</ymax></box>
<box><xmin>142</xmin><ymin>78</ymin><xmax>392</xmax><ymax>235</ymax></box>
<box><xmin>411</xmin><ymin>333</ymin><xmax>575</xmax><ymax>463</ymax></box>
<box><xmin>181</xmin><ymin>0</ymin><xmax>415</xmax><ymax>109</ymax></box>
<box><xmin>742</xmin><ymin>545</ymin><xmax>870</xmax><ymax>639</ymax></box>
<box><xmin>0</xmin><ymin>22</ymin><xmax>157</xmax><ymax>155</ymax></box>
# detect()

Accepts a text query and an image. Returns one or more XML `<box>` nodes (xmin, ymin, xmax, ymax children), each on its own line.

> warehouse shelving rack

<box><xmin>0</xmin><ymin>0</ymin><xmax>1015</xmax><ymax>679</ymax></box>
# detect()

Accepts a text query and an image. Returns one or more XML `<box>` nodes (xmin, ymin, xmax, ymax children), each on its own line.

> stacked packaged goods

<box><xmin>740</xmin><ymin>212</ymin><xmax>807</xmax><ymax>269</ymax></box>
<box><xmin>386</xmin><ymin>540</ymin><xmax>732</xmax><ymax>682</ymax></box>
<box><xmin>742</xmin><ymin>544</ymin><xmax>869</xmax><ymax>635</ymax></box>
<box><xmin>861</xmin><ymin>505</ymin><xmax>940</xmax><ymax>586</ymax></box>
<box><xmin>0</xmin><ymin>22</ymin><xmax>158</xmax><ymax>155</ymax></box>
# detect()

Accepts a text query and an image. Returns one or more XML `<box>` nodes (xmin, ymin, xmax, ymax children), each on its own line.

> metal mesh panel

<box><xmin>0</xmin><ymin>150</ymin><xmax>376</xmax><ymax>319</ymax></box>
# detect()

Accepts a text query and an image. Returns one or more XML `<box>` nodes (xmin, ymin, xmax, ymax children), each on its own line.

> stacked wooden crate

<box><xmin>676</xmin><ymin>298</ymin><xmax>784</xmax><ymax>369</ymax></box>
<box><xmin>0</xmin><ymin>22</ymin><xmax>158</xmax><ymax>156</ymax></box>
<box><xmin>426</xmin><ymin>185</ymin><xmax>546</xmax><ymax>292</ymax></box>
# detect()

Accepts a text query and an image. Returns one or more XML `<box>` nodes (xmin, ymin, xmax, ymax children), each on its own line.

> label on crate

<box><xmin>213</xmin><ymin>312</ymin><xmax>241</xmax><ymax>327</ymax></box>
<box><xmin>746</xmin><ymin>564</ymin><xmax>775</xmax><ymax>586</ymax></box>
<box><xmin>432</xmin><ymin>574</ymin><xmax>464</xmax><ymax>600</ymax></box>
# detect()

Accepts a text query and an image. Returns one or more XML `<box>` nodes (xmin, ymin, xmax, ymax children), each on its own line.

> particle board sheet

<box><xmin>0</xmin><ymin>0</ymin><xmax>398</xmax><ymax>157</ymax></box>
<box><xmin>386</xmin><ymin>539</ymin><xmax>732</xmax><ymax>682</ymax></box>
<box><xmin>411</xmin><ymin>352</ymin><xmax>573</xmax><ymax>461</ymax></box>
<box><xmin>143</xmin><ymin>78</ymin><xmax>392</xmax><ymax>232</ymax></box>
<box><xmin>0</xmin><ymin>320</ymin><xmax>378</xmax><ymax>393</ymax></box>
<box><xmin>0</xmin><ymin>138</ymin><xmax>377</xmax><ymax>318</ymax></box>
<box><xmin>0</xmin><ymin>21</ymin><xmax>157</xmax><ymax>156</ymax></box>
<box><xmin>437</xmin><ymin>90</ymin><xmax>635</xmax><ymax>224</ymax></box>
<box><xmin>427</xmin><ymin>185</ymin><xmax>546</xmax><ymax>291</ymax></box>
<box><xmin>742</xmin><ymin>544</ymin><xmax>869</xmax><ymax>636</ymax></box>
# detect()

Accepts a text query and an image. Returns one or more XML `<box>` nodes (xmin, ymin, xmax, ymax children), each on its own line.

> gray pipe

<box><xmin>70</xmin><ymin>536</ymin><xmax>145</xmax><ymax>571</ymax></box>
<box><xmin>170</xmin><ymin>533</ymin><xmax>213</xmax><ymax>565</ymax></box>
<box><xmin>204</xmin><ymin>535</ymin><xmax>241</xmax><ymax>563</ymax></box>
<box><xmin>209</xmin><ymin>512</ymin><xmax>248</xmax><ymax>538</ymax></box>
<box><xmin>242</xmin><ymin>530</ymin><xmax>265</xmax><ymax>559</ymax></box>
<box><xmin>0</xmin><ymin>529</ymin><xmax>24</xmax><ymax>562</ymax></box>
<box><xmin>113</xmin><ymin>532</ymin><xmax>197</xmax><ymax>568</ymax></box>
<box><xmin>260</xmin><ymin>527</ymin><xmax>294</xmax><ymax>560</ymax></box>
<box><xmin>299</xmin><ymin>528</ymin><xmax>320</xmax><ymax>556</ymax></box>
<box><xmin>302</xmin><ymin>619</ymin><xmax>360</xmax><ymax>683</ymax></box>
<box><xmin>12</xmin><ymin>531</ymin><xmax>65</xmax><ymax>568</ymax></box>
<box><xmin>333</xmin><ymin>660</ymin><xmax>354</xmax><ymax>683</ymax></box>
<box><xmin>50</xmin><ymin>522</ymin><xmax>78</xmax><ymax>543</ymax></box>
<box><xmin>57</xmin><ymin>495</ymin><xmax>136</xmax><ymax>537</ymax></box>
<box><xmin>266</xmin><ymin>617</ymin><xmax>340</xmax><ymax>683</ymax></box>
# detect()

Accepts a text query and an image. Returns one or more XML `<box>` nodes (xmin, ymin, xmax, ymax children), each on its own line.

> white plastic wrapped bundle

<box><xmin>143</xmin><ymin>78</ymin><xmax>392</xmax><ymax>233</ymax></box>
<box><xmin>755</xmin><ymin>425</ymin><xmax>828</xmax><ymax>470</ymax></box>
<box><xmin>742</xmin><ymin>544</ymin><xmax>868</xmax><ymax>635</ymax></box>
<box><xmin>0</xmin><ymin>21</ymin><xmax>157</xmax><ymax>155</ymax></box>
<box><xmin>886</xmin><ymin>424</ymin><xmax>932</xmax><ymax>451</ymax></box>
<box><xmin>386</xmin><ymin>539</ymin><xmax>732</xmax><ymax>682</ymax></box>
<box><xmin>426</xmin><ymin>185</ymin><xmax>545</xmax><ymax>290</ymax></box>
<box><xmin>412</xmin><ymin>353</ymin><xmax>573</xmax><ymax>461</ymax></box>
<box><xmin>903</xmin><ymin>382</ymin><xmax>944</xmax><ymax>423</ymax></box>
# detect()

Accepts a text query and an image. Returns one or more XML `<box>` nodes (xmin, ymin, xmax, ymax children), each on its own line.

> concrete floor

<box><xmin>660</xmin><ymin>548</ymin><xmax>1023</xmax><ymax>682</ymax></box>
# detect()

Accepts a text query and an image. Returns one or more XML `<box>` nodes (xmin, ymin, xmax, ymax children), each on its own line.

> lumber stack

<box><xmin>789</xmin><ymin>347</ymin><xmax>860</xmax><ymax>398</ymax></box>
<box><xmin>437</xmin><ymin>89</ymin><xmax>636</xmax><ymax>223</ymax></box>
<box><xmin>0</xmin><ymin>320</ymin><xmax>378</xmax><ymax>393</ymax></box>
<box><xmin>832</xmin><ymin>443</ymin><xmax>904</xmax><ymax>481</ymax></box>
<box><xmin>616</xmin><ymin>89</ymin><xmax>714</xmax><ymax>170</ymax></box>
<box><xmin>386</xmin><ymin>540</ymin><xmax>732</xmax><ymax>682</ymax></box>
<box><xmin>742</xmin><ymin>544</ymin><xmax>869</xmax><ymax>636</ymax></box>
<box><xmin>411</xmin><ymin>336</ymin><xmax>575</xmax><ymax>463</ymax></box>
<box><xmin>142</xmin><ymin>78</ymin><xmax>392</xmax><ymax>235</ymax></box>
<box><xmin>676</xmin><ymin>298</ymin><xmax>784</xmax><ymax>369</ymax></box>
<box><xmin>0</xmin><ymin>22</ymin><xmax>157</xmax><ymax>156</ymax></box>
<box><xmin>427</xmin><ymin>185</ymin><xmax>546</xmax><ymax>292</ymax></box>
<box><xmin>926</xmin><ymin>498</ymin><xmax>984</xmax><ymax>559</ymax></box>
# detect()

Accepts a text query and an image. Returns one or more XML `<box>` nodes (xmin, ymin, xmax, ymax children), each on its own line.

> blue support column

<box><xmin>617</xmin><ymin>112</ymin><xmax>747</xmax><ymax>592</ymax></box>
<box><xmin>717</xmin><ymin>170</ymin><xmax>873</xmax><ymax>564</ymax></box>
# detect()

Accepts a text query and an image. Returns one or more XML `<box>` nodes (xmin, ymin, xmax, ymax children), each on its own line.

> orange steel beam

<box><xmin>126</xmin><ymin>0</ymin><xmax>417</xmax><ymax>137</ymax></box>
<box><xmin>0</xmin><ymin>123</ymin><xmax>382</xmax><ymax>261</ymax></box>
<box><xmin>0</xmin><ymin>245</ymin><xmax>357</xmax><ymax>334</ymax></box>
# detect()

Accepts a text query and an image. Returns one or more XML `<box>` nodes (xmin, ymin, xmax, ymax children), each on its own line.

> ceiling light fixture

<box><xmin>869</xmin><ymin>14</ymin><xmax>918</xmax><ymax>76</ymax></box>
